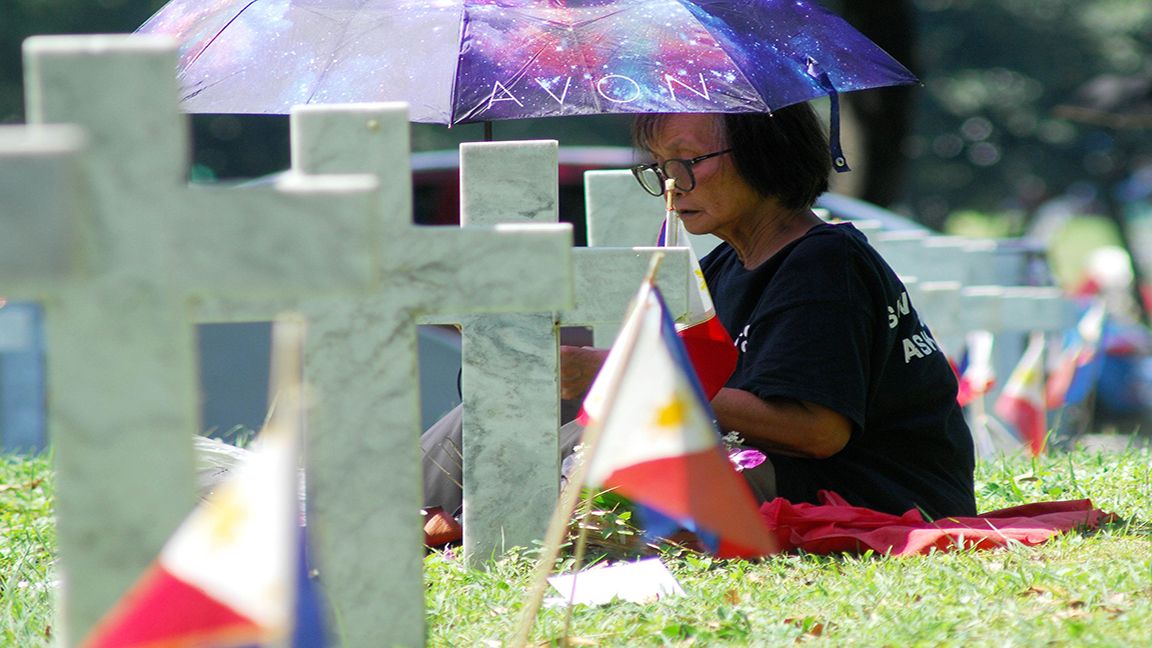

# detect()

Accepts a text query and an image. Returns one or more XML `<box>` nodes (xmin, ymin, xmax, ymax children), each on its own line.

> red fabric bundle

<box><xmin>759</xmin><ymin>491</ymin><xmax>1117</xmax><ymax>556</ymax></box>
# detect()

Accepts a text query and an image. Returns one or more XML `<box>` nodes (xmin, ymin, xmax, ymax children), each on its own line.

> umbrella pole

<box><xmin>484</xmin><ymin>120</ymin><xmax>493</xmax><ymax>142</ymax></box>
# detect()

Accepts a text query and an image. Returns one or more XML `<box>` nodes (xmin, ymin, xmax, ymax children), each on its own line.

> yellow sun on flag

<box><xmin>205</xmin><ymin>488</ymin><xmax>248</xmax><ymax>549</ymax></box>
<box><xmin>654</xmin><ymin>393</ymin><xmax>687</xmax><ymax>428</ymax></box>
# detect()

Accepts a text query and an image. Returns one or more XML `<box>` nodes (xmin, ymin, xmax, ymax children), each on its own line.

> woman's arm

<box><xmin>559</xmin><ymin>345</ymin><xmax>610</xmax><ymax>401</ymax></box>
<box><xmin>711</xmin><ymin>388</ymin><xmax>850</xmax><ymax>459</ymax></box>
<box><xmin>561</xmin><ymin>345</ymin><xmax>850</xmax><ymax>459</ymax></box>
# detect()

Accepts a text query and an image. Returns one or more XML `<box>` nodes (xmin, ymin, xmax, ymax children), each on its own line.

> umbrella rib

<box><xmin>182</xmin><ymin>0</ymin><xmax>264</xmax><ymax>72</ymax></box>
<box><xmin>303</xmin><ymin>0</ymin><xmax>376</xmax><ymax>105</ymax></box>
<box><xmin>448</xmin><ymin>2</ymin><xmax>470</xmax><ymax>125</ymax></box>
<box><xmin>455</xmin><ymin>42</ymin><xmax>547</xmax><ymax>123</ymax></box>
<box><xmin>556</xmin><ymin>6</ymin><xmax>612</xmax><ymax>116</ymax></box>
<box><xmin>182</xmin><ymin>70</ymin><xmax>245</xmax><ymax>103</ymax></box>
<box><xmin>666</xmin><ymin>0</ymin><xmax>774</xmax><ymax>112</ymax></box>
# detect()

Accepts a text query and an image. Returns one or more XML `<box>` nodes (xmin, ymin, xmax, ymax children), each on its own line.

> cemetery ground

<box><xmin>0</xmin><ymin>440</ymin><xmax>1148</xmax><ymax>646</ymax></box>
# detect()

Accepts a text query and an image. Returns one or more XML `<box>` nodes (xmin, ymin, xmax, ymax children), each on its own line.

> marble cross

<box><xmin>16</xmin><ymin>35</ymin><xmax>392</xmax><ymax>646</ymax></box>
<box><xmin>195</xmin><ymin>105</ymin><xmax>574</xmax><ymax>646</ymax></box>
<box><xmin>583</xmin><ymin>169</ymin><xmax>717</xmax><ymax>345</ymax></box>
<box><xmin>430</xmin><ymin>142</ymin><xmax>691</xmax><ymax>565</ymax></box>
<box><xmin>20</xmin><ymin>35</ymin><xmax>574</xmax><ymax>647</ymax></box>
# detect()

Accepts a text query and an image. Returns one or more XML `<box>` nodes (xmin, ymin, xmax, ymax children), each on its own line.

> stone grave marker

<box><xmin>583</xmin><ymin>169</ymin><xmax>717</xmax><ymax>346</ymax></box>
<box><xmin>585</xmin><ymin>168</ymin><xmax>722</xmax><ymax>256</ymax></box>
<box><xmin>429</xmin><ymin>142</ymin><xmax>691</xmax><ymax>564</ymax></box>
<box><xmin>15</xmin><ymin>35</ymin><xmax>530</xmax><ymax>647</ymax></box>
<box><xmin>194</xmin><ymin>104</ymin><xmax>574</xmax><ymax>645</ymax></box>
<box><xmin>0</xmin><ymin>124</ymin><xmax>85</xmax><ymax>279</ymax></box>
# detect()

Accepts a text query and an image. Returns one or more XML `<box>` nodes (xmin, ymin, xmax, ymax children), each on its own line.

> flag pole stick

<box><xmin>265</xmin><ymin>315</ymin><xmax>307</xmax><ymax>648</ymax></box>
<box><xmin>267</xmin><ymin>314</ymin><xmax>307</xmax><ymax>436</ymax></box>
<box><xmin>663</xmin><ymin>179</ymin><xmax>679</xmax><ymax>246</ymax></box>
<box><xmin>510</xmin><ymin>254</ymin><xmax>665</xmax><ymax>648</ymax></box>
<box><xmin>560</xmin><ymin>489</ymin><xmax>595</xmax><ymax>644</ymax></box>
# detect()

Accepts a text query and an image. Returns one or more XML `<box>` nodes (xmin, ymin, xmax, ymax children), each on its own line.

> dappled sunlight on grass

<box><xmin>428</xmin><ymin>446</ymin><xmax>1152</xmax><ymax>646</ymax></box>
<box><xmin>3</xmin><ymin>445</ymin><xmax>1149</xmax><ymax>646</ymax></box>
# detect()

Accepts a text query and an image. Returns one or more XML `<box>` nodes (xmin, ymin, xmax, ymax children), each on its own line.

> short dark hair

<box><xmin>632</xmin><ymin>104</ymin><xmax>831</xmax><ymax>210</ymax></box>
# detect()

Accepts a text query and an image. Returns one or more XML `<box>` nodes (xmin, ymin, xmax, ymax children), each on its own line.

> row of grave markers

<box><xmin>1</xmin><ymin>34</ymin><xmax>1075</xmax><ymax>648</ymax></box>
<box><xmin>2</xmin><ymin>35</ymin><xmax>564</xmax><ymax>647</ymax></box>
<box><xmin>583</xmin><ymin>170</ymin><xmax>1075</xmax><ymax>410</ymax></box>
<box><xmin>0</xmin><ymin>35</ymin><xmax>690</xmax><ymax>647</ymax></box>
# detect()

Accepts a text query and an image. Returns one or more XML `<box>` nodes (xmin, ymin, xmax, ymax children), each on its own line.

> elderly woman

<box><xmin>426</xmin><ymin>103</ymin><xmax>976</xmax><ymax>521</ymax></box>
<box><xmin>562</xmin><ymin>105</ymin><xmax>976</xmax><ymax>519</ymax></box>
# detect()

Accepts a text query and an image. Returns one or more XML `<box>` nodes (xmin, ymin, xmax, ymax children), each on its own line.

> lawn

<box><xmin>3</xmin><ymin>441</ymin><xmax>1150</xmax><ymax>646</ymax></box>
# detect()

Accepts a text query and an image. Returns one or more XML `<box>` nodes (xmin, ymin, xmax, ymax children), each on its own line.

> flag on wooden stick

<box><xmin>580</xmin><ymin>279</ymin><xmax>777</xmax><ymax>558</ymax></box>
<box><xmin>82</xmin><ymin>317</ymin><xmax>326</xmax><ymax>648</ymax></box>
<box><xmin>994</xmin><ymin>331</ymin><xmax>1049</xmax><ymax>456</ymax></box>
<box><xmin>510</xmin><ymin>267</ymin><xmax>773</xmax><ymax>648</ymax></box>
<box><xmin>1046</xmin><ymin>300</ymin><xmax>1106</xmax><ymax>410</ymax></box>
<box><xmin>954</xmin><ymin>330</ymin><xmax>995</xmax><ymax>407</ymax></box>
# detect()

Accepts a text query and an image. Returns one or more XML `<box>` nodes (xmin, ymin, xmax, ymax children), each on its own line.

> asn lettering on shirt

<box><xmin>888</xmin><ymin>290</ymin><xmax>940</xmax><ymax>364</ymax></box>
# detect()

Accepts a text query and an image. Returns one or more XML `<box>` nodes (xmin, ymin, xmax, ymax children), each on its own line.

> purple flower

<box><xmin>728</xmin><ymin>448</ymin><xmax>766</xmax><ymax>472</ymax></box>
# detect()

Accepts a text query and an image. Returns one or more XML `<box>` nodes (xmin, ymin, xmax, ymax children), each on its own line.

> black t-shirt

<box><xmin>701</xmin><ymin>222</ymin><xmax>977</xmax><ymax>518</ymax></box>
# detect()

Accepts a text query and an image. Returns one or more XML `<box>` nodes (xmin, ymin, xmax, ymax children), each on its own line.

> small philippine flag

<box><xmin>83</xmin><ymin>368</ymin><xmax>325</xmax><ymax>647</ymax></box>
<box><xmin>994</xmin><ymin>332</ymin><xmax>1048</xmax><ymax>456</ymax></box>
<box><xmin>580</xmin><ymin>279</ymin><xmax>777</xmax><ymax>558</ymax></box>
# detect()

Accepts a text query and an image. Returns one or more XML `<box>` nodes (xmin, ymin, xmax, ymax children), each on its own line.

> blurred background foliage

<box><xmin>2</xmin><ymin>1</ymin><xmax>1150</xmax><ymax>256</ymax></box>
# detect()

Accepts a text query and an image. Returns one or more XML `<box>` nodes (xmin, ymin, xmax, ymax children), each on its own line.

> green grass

<box><xmin>3</xmin><ymin>445</ymin><xmax>1150</xmax><ymax>647</ymax></box>
<box><xmin>428</xmin><ymin>444</ymin><xmax>1152</xmax><ymax>647</ymax></box>
<box><xmin>0</xmin><ymin>452</ymin><xmax>56</xmax><ymax>646</ymax></box>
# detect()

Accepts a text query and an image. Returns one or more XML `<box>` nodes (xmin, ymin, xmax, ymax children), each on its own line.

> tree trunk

<box><xmin>839</xmin><ymin>0</ymin><xmax>918</xmax><ymax>209</ymax></box>
<box><xmin>1101</xmin><ymin>141</ymin><xmax>1152</xmax><ymax>327</ymax></box>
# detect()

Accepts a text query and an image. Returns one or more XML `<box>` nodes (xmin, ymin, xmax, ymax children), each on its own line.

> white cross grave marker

<box><xmin>583</xmin><ymin>169</ymin><xmax>715</xmax><ymax>346</ymax></box>
<box><xmin>585</xmin><ymin>169</ymin><xmax>722</xmax><ymax>255</ymax></box>
<box><xmin>194</xmin><ymin>105</ymin><xmax>575</xmax><ymax>646</ymax></box>
<box><xmin>429</xmin><ymin>142</ymin><xmax>691</xmax><ymax>564</ymax></box>
<box><xmin>18</xmin><ymin>35</ymin><xmax>394</xmax><ymax>646</ymax></box>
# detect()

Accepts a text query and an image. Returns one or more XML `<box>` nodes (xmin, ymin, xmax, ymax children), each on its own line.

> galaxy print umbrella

<box><xmin>139</xmin><ymin>0</ymin><xmax>915</xmax><ymax>119</ymax></box>
<box><xmin>139</xmin><ymin>0</ymin><xmax>916</xmax><ymax>164</ymax></box>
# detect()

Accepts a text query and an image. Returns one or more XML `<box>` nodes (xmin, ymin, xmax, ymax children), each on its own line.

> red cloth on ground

<box><xmin>759</xmin><ymin>490</ymin><xmax>1117</xmax><ymax>556</ymax></box>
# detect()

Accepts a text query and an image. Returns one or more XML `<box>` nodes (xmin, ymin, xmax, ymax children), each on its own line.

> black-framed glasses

<box><xmin>630</xmin><ymin>148</ymin><xmax>734</xmax><ymax>196</ymax></box>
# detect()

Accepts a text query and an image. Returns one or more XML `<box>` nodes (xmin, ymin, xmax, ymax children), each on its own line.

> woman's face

<box><xmin>647</xmin><ymin>114</ymin><xmax>771</xmax><ymax>241</ymax></box>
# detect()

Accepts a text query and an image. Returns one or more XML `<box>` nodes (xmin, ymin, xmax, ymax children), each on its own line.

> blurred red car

<box><xmin>412</xmin><ymin>146</ymin><xmax>640</xmax><ymax>246</ymax></box>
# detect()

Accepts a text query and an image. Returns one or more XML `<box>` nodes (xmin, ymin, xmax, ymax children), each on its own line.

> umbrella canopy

<box><xmin>138</xmin><ymin>0</ymin><xmax>916</xmax><ymax>125</ymax></box>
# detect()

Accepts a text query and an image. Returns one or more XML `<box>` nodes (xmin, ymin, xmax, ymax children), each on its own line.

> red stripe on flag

<box><xmin>603</xmin><ymin>448</ymin><xmax>778</xmax><ymax>558</ymax></box>
<box><xmin>1045</xmin><ymin>354</ymin><xmax>1077</xmax><ymax>409</ymax></box>
<box><xmin>995</xmin><ymin>394</ymin><xmax>1046</xmax><ymax>456</ymax></box>
<box><xmin>679</xmin><ymin>315</ymin><xmax>737</xmax><ymax>400</ymax></box>
<box><xmin>83</xmin><ymin>564</ymin><xmax>262</xmax><ymax>648</ymax></box>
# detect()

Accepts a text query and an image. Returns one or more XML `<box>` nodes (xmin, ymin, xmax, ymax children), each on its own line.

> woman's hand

<box><xmin>712</xmin><ymin>388</ymin><xmax>851</xmax><ymax>459</ymax></box>
<box><xmin>559</xmin><ymin>345</ymin><xmax>610</xmax><ymax>401</ymax></box>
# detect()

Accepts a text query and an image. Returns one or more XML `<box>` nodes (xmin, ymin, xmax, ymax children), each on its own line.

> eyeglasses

<box><xmin>630</xmin><ymin>148</ymin><xmax>734</xmax><ymax>196</ymax></box>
